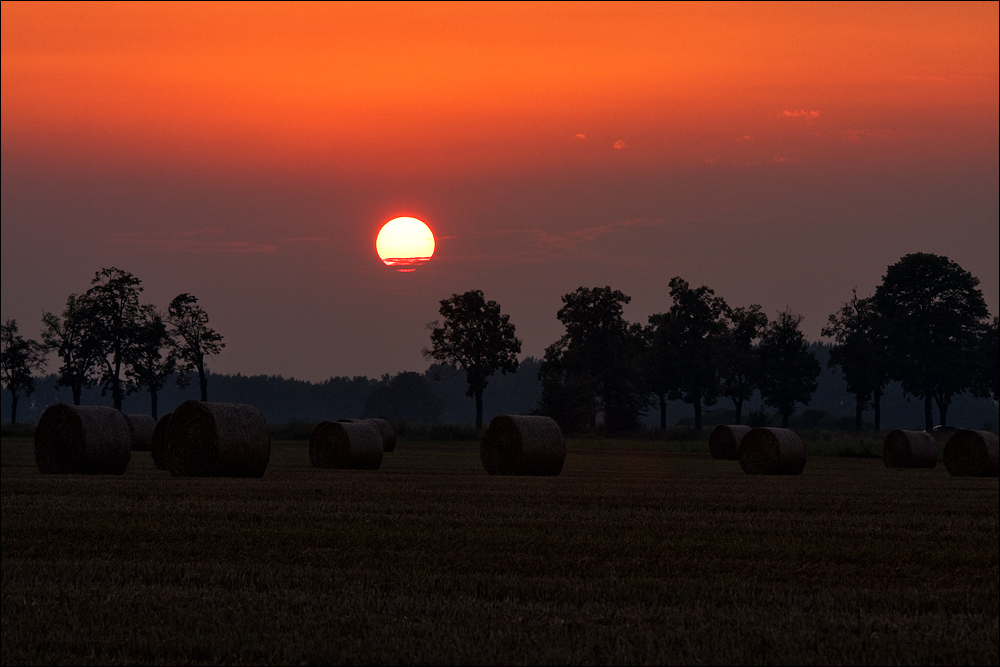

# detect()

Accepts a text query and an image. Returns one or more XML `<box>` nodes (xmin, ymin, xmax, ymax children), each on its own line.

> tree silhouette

<box><xmin>719</xmin><ymin>304</ymin><xmax>768</xmax><ymax>425</ymax></box>
<box><xmin>167</xmin><ymin>293</ymin><xmax>225</xmax><ymax>402</ymax></box>
<box><xmin>540</xmin><ymin>286</ymin><xmax>647</xmax><ymax>433</ymax></box>
<box><xmin>424</xmin><ymin>290</ymin><xmax>521</xmax><ymax>429</ymax></box>
<box><xmin>873</xmin><ymin>253</ymin><xmax>989</xmax><ymax>430</ymax></box>
<box><xmin>821</xmin><ymin>290</ymin><xmax>891</xmax><ymax>431</ymax></box>
<box><xmin>126</xmin><ymin>310</ymin><xmax>176</xmax><ymax>419</ymax></box>
<box><xmin>86</xmin><ymin>268</ymin><xmax>145</xmax><ymax>411</ymax></box>
<box><xmin>1</xmin><ymin>320</ymin><xmax>47</xmax><ymax>425</ymax></box>
<box><xmin>41</xmin><ymin>293</ymin><xmax>103</xmax><ymax>405</ymax></box>
<box><xmin>758</xmin><ymin>309</ymin><xmax>820</xmax><ymax>428</ymax></box>
<box><xmin>647</xmin><ymin>277</ymin><xmax>730</xmax><ymax>430</ymax></box>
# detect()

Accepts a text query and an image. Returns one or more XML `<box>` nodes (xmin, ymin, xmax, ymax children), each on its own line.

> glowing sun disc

<box><xmin>376</xmin><ymin>217</ymin><xmax>435</xmax><ymax>271</ymax></box>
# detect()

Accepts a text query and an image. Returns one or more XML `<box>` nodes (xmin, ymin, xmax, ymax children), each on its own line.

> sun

<box><xmin>376</xmin><ymin>217</ymin><xmax>435</xmax><ymax>272</ymax></box>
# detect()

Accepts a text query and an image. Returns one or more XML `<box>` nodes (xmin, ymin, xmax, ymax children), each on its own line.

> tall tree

<box><xmin>647</xmin><ymin>277</ymin><xmax>730</xmax><ymax>430</ymax></box>
<box><xmin>719</xmin><ymin>304</ymin><xmax>768</xmax><ymax>425</ymax></box>
<box><xmin>872</xmin><ymin>253</ymin><xmax>989</xmax><ymax>430</ymax></box>
<box><xmin>126</xmin><ymin>310</ymin><xmax>176</xmax><ymax>419</ymax></box>
<box><xmin>167</xmin><ymin>293</ymin><xmax>225</xmax><ymax>402</ymax></box>
<box><xmin>757</xmin><ymin>309</ymin><xmax>820</xmax><ymax>428</ymax></box>
<box><xmin>424</xmin><ymin>290</ymin><xmax>521</xmax><ymax>429</ymax></box>
<box><xmin>86</xmin><ymin>268</ymin><xmax>146</xmax><ymax>411</ymax></box>
<box><xmin>41</xmin><ymin>293</ymin><xmax>102</xmax><ymax>405</ymax></box>
<box><xmin>539</xmin><ymin>286</ymin><xmax>648</xmax><ymax>433</ymax></box>
<box><xmin>1</xmin><ymin>320</ymin><xmax>47</xmax><ymax>425</ymax></box>
<box><xmin>821</xmin><ymin>290</ymin><xmax>891</xmax><ymax>431</ymax></box>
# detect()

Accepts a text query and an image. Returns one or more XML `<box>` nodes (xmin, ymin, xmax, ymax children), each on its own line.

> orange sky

<box><xmin>2</xmin><ymin>2</ymin><xmax>998</xmax><ymax>382</ymax></box>
<box><xmin>4</xmin><ymin>2</ymin><xmax>997</xmax><ymax>172</ymax></box>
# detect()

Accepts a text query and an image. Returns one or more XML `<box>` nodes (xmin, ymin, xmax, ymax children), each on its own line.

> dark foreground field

<box><xmin>2</xmin><ymin>436</ymin><xmax>998</xmax><ymax>666</ymax></box>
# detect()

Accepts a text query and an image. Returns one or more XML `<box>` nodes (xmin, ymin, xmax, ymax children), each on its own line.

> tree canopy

<box><xmin>1</xmin><ymin>320</ymin><xmax>47</xmax><ymax>425</ymax></box>
<box><xmin>41</xmin><ymin>293</ymin><xmax>103</xmax><ymax>406</ymax></box>
<box><xmin>719</xmin><ymin>304</ymin><xmax>768</xmax><ymax>425</ymax></box>
<box><xmin>821</xmin><ymin>289</ymin><xmax>891</xmax><ymax>431</ymax></box>
<box><xmin>646</xmin><ymin>277</ymin><xmax>730</xmax><ymax>430</ymax></box>
<box><xmin>872</xmin><ymin>253</ymin><xmax>989</xmax><ymax>430</ymax></box>
<box><xmin>758</xmin><ymin>309</ymin><xmax>820</xmax><ymax>428</ymax></box>
<box><xmin>539</xmin><ymin>286</ymin><xmax>647</xmax><ymax>433</ymax></box>
<box><xmin>424</xmin><ymin>290</ymin><xmax>521</xmax><ymax>429</ymax></box>
<box><xmin>168</xmin><ymin>293</ymin><xmax>225</xmax><ymax>402</ymax></box>
<box><xmin>85</xmin><ymin>268</ymin><xmax>146</xmax><ymax>411</ymax></box>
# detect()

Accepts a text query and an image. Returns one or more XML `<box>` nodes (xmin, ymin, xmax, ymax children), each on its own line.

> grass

<box><xmin>2</xmin><ymin>435</ymin><xmax>998</xmax><ymax>665</ymax></box>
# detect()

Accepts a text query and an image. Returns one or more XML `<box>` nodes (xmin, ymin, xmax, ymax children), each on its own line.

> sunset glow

<box><xmin>1</xmin><ymin>2</ymin><xmax>996</xmax><ymax>382</ymax></box>
<box><xmin>376</xmin><ymin>217</ymin><xmax>435</xmax><ymax>272</ymax></box>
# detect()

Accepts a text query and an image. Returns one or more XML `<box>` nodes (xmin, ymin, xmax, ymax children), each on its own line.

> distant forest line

<box><xmin>3</xmin><ymin>344</ymin><xmax>996</xmax><ymax>431</ymax></box>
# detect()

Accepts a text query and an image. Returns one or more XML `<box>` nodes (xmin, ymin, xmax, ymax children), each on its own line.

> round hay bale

<box><xmin>34</xmin><ymin>404</ymin><xmax>131</xmax><ymax>475</ymax></box>
<box><xmin>150</xmin><ymin>412</ymin><xmax>172</xmax><ymax>470</ymax></box>
<box><xmin>167</xmin><ymin>400</ymin><xmax>271</xmax><ymax>478</ymax></box>
<box><xmin>365</xmin><ymin>418</ymin><xmax>397</xmax><ymax>453</ymax></box>
<box><xmin>944</xmin><ymin>429</ymin><xmax>999</xmax><ymax>477</ymax></box>
<box><xmin>709</xmin><ymin>424</ymin><xmax>750</xmax><ymax>460</ymax></box>
<box><xmin>480</xmin><ymin>415</ymin><xmax>565</xmax><ymax>476</ymax></box>
<box><xmin>738</xmin><ymin>427</ymin><xmax>806</xmax><ymax>475</ymax></box>
<box><xmin>882</xmin><ymin>429</ymin><xmax>937</xmax><ymax>468</ymax></box>
<box><xmin>310</xmin><ymin>420</ymin><xmax>383</xmax><ymax>470</ymax></box>
<box><xmin>124</xmin><ymin>414</ymin><xmax>156</xmax><ymax>451</ymax></box>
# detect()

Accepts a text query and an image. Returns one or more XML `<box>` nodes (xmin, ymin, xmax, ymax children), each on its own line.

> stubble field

<box><xmin>1</xmin><ymin>435</ymin><xmax>997</xmax><ymax>665</ymax></box>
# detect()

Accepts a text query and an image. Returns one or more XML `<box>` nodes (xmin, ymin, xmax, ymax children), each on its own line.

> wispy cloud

<box><xmin>841</xmin><ymin>129</ymin><xmax>902</xmax><ymax>143</ymax></box>
<box><xmin>572</xmin><ymin>133</ymin><xmax>586</xmax><ymax>140</ymax></box>
<box><xmin>780</xmin><ymin>109</ymin><xmax>819</xmax><ymax>119</ymax></box>
<box><xmin>613</xmin><ymin>139</ymin><xmax>627</xmax><ymax>150</ymax></box>
<box><xmin>105</xmin><ymin>230</ymin><xmax>278</xmax><ymax>254</ymax></box>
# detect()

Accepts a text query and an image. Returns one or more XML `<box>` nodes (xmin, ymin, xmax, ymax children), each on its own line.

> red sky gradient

<box><xmin>2</xmin><ymin>2</ymin><xmax>998</xmax><ymax>381</ymax></box>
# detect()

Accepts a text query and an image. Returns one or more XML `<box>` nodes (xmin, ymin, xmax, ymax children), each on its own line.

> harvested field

<box><xmin>2</xmin><ymin>434</ymin><xmax>997</xmax><ymax>665</ymax></box>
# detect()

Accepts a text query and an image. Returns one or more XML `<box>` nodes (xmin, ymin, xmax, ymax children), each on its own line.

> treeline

<box><xmin>2</xmin><ymin>254</ymin><xmax>998</xmax><ymax>432</ymax></box>
<box><xmin>1</xmin><ymin>268</ymin><xmax>223</xmax><ymax>423</ymax></box>
<box><xmin>532</xmin><ymin>253</ymin><xmax>997</xmax><ymax>433</ymax></box>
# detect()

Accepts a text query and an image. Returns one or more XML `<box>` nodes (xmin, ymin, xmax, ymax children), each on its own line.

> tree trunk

<box><xmin>781</xmin><ymin>410</ymin><xmax>790</xmax><ymax>428</ymax></box>
<box><xmin>855</xmin><ymin>392</ymin><xmax>864</xmax><ymax>431</ymax></box>
<box><xmin>659</xmin><ymin>394</ymin><xmax>667</xmax><ymax>429</ymax></box>
<box><xmin>112</xmin><ymin>380</ymin><xmax>123</xmax><ymax>411</ymax></box>
<box><xmin>113</xmin><ymin>349</ymin><xmax>123</xmax><ymax>411</ymax></box>
<box><xmin>10</xmin><ymin>392</ymin><xmax>18</xmax><ymax>425</ymax></box>
<box><xmin>150</xmin><ymin>386</ymin><xmax>158</xmax><ymax>421</ymax></box>
<box><xmin>924</xmin><ymin>393</ymin><xmax>934</xmax><ymax>431</ymax></box>
<box><xmin>198</xmin><ymin>359</ymin><xmax>208</xmax><ymax>402</ymax></box>
<box><xmin>873</xmin><ymin>388</ymin><xmax>882</xmax><ymax>432</ymax></box>
<box><xmin>475</xmin><ymin>389</ymin><xmax>483</xmax><ymax>431</ymax></box>
<box><xmin>693</xmin><ymin>399</ymin><xmax>702</xmax><ymax>431</ymax></box>
<box><xmin>936</xmin><ymin>394</ymin><xmax>950</xmax><ymax>428</ymax></box>
<box><xmin>72</xmin><ymin>383</ymin><xmax>82</xmax><ymax>406</ymax></box>
<box><xmin>734</xmin><ymin>397</ymin><xmax>744</xmax><ymax>425</ymax></box>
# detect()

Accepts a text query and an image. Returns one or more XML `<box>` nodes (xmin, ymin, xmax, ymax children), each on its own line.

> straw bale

<box><xmin>480</xmin><ymin>414</ymin><xmax>565</xmax><ymax>476</ymax></box>
<box><xmin>738</xmin><ymin>427</ymin><xmax>806</xmax><ymax>475</ymax></box>
<box><xmin>882</xmin><ymin>429</ymin><xmax>937</xmax><ymax>468</ymax></box>
<box><xmin>151</xmin><ymin>412</ymin><xmax>172</xmax><ymax>470</ymax></box>
<box><xmin>364</xmin><ymin>418</ymin><xmax>397</xmax><ymax>453</ymax></box>
<box><xmin>124</xmin><ymin>414</ymin><xmax>156</xmax><ymax>451</ymax></box>
<box><xmin>943</xmin><ymin>429</ymin><xmax>999</xmax><ymax>477</ymax></box>
<box><xmin>709</xmin><ymin>425</ymin><xmax>750</xmax><ymax>460</ymax></box>
<box><xmin>34</xmin><ymin>404</ymin><xmax>131</xmax><ymax>475</ymax></box>
<box><xmin>310</xmin><ymin>420</ymin><xmax>383</xmax><ymax>470</ymax></box>
<box><xmin>167</xmin><ymin>400</ymin><xmax>271</xmax><ymax>477</ymax></box>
